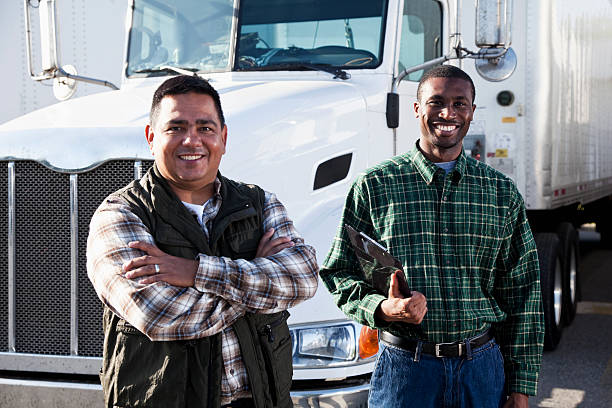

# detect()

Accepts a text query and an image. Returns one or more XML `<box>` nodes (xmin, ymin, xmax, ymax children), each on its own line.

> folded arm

<box><xmin>87</xmin><ymin>197</ymin><xmax>245</xmax><ymax>341</ymax></box>
<box><xmin>193</xmin><ymin>192</ymin><xmax>319</xmax><ymax>313</ymax></box>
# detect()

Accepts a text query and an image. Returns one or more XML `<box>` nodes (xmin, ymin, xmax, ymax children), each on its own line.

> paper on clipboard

<box><xmin>345</xmin><ymin>225</ymin><xmax>411</xmax><ymax>297</ymax></box>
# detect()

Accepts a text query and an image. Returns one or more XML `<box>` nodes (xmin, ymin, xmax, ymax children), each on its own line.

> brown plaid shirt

<box><xmin>87</xmin><ymin>179</ymin><xmax>319</xmax><ymax>403</ymax></box>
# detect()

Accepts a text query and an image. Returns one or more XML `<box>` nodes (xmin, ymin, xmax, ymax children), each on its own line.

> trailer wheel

<box><xmin>534</xmin><ymin>233</ymin><xmax>564</xmax><ymax>350</ymax></box>
<box><xmin>556</xmin><ymin>223</ymin><xmax>580</xmax><ymax>325</ymax></box>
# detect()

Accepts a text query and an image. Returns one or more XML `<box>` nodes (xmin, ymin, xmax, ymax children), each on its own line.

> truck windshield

<box><xmin>127</xmin><ymin>0</ymin><xmax>387</xmax><ymax>76</ymax></box>
<box><xmin>127</xmin><ymin>0</ymin><xmax>235</xmax><ymax>76</ymax></box>
<box><xmin>235</xmin><ymin>0</ymin><xmax>387</xmax><ymax>71</ymax></box>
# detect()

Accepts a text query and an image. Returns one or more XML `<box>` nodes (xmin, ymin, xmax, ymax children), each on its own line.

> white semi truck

<box><xmin>1</xmin><ymin>0</ymin><xmax>611</xmax><ymax>406</ymax></box>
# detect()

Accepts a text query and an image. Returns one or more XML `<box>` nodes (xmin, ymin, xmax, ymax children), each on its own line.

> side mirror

<box><xmin>24</xmin><ymin>0</ymin><xmax>59</xmax><ymax>78</ymax></box>
<box><xmin>475</xmin><ymin>0</ymin><xmax>512</xmax><ymax>48</ymax></box>
<box><xmin>37</xmin><ymin>0</ymin><xmax>59</xmax><ymax>73</ymax></box>
<box><xmin>474</xmin><ymin>0</ymin><xmax>516</xmax><ymax>81</ymax></box>
<box><xmin>23</xmin><ymin>0</ymin><xmax>118</xmax><ymax>97</ymax></box>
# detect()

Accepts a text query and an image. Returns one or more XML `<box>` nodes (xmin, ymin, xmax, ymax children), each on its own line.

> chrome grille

<box><xmin>2</xmin><ymin>159</ymin><xmax>153</xmax><ymax>357</ymax></box>
<box><xmin>14</xmin><ymin>162</ymin><xmax>71</xmax><ymax>354</ymax></box>
<box><xmin>77</xmin><ymin>161</ymin><xmax>144</xmax><ymax>356</ymax></box>
<box><xmin>0</xmin><ymin>164</ymin><xmax>7</xmax><ymax>352</ymax></box>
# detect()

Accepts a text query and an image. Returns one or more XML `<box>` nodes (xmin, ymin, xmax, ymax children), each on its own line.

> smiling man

<box><xmin>87</xmin><ymin>75</ymin><xmax>318</xmax><ymax>408</ymax></box>
<box><xmin>320</xmin><ymin>65</ymin><xmax>544</xmax><ymax>408</ymax></box>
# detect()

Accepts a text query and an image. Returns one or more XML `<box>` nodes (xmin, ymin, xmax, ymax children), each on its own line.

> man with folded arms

<box><xmin>87</xmin><ymin>75</ymin><xmax>318</xmax><ymax>407</ymax></box>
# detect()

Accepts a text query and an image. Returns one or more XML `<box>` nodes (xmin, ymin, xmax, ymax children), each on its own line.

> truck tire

<box><xmin>556</xmin><ymin>223</ymin><xmax>580</xmax><ymax>325</ymax></box>
<box><xmin>534</xmin><ymin>233</ymin><xmax>564</xmax><ymax>350</ymax></box>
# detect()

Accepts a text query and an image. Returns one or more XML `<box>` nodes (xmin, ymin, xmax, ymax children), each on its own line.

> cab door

<box><xmin>394</xmin><ymin>0</ymin><xmax>443</xmax><ymax>155</ymax></box>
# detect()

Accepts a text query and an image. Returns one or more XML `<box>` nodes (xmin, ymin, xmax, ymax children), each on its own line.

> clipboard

<box><xmin>345</xmin><ymin>225</ymin><xmax>411</xmax><ymax>297</ymax></box>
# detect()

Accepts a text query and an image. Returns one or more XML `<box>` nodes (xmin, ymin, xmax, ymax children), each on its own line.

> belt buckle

<box><xmin>435</xmin><ymin>342</ymin><xmax>462</xmax><ymax>357</ymax></box>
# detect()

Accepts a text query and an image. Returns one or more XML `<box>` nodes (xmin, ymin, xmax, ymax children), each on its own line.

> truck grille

<box><xmin>1</xmin><ymin>159</ymin><xmax>153</xmax><ymax>357</ymax></box>
<box><xmin>0</xmin><ymin>164</ymin><xmax>7</xmax><ymax>353</ymax></box>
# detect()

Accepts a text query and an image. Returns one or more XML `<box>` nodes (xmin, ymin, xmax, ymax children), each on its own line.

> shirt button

<box><xmin>230</xmin><ymin>369</ymin><xmax>235</xmax><ymax>375</ymax></box>
<box><xmin>443</xmin><ymin>227</ymin><xmax>449</xmax><ymax>233</ymax></box>
<box><xmin>442</xmin><ymin>196</ymin><xmax>448</xmax><ymax>202</ymax></box>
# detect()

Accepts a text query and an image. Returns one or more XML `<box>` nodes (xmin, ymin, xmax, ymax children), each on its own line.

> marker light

<box><xmin>359</xmin><ymin>326</ymin><xmax>379</xmax><ymax>359</ymax></box>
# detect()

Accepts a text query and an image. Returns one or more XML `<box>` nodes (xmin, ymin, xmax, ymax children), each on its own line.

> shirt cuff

<box><xmin>194</xmin><ymin>253</ymin><xmax>226</xmax><ymax>292</ymax></box>
<box><xmin>506</xmin><ymin>369</ymin><xmax>539</xmax><ymax>396</ymax></box>
<box><xmin>359</xmin><ymin>293</ymin><xmax>388</xmax><ymax>329</ymax></box>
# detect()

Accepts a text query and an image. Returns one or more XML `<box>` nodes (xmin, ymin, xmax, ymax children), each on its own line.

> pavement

<box><xmin>534</xmin><ymin>234</ymin><xmax>612</xmax><ymax>408</ymax></box>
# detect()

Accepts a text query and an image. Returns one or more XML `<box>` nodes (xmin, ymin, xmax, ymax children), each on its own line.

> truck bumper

<box><xmin>0</xmin><ymin>377</ymin><xmax>370</xmax><ymax>408</ymax></box>
<box><xmin>291</xmin><ymin>382</ymin><xmax>370</xmax><ymax>408</ymax></box>
<box><xmin>0</xmin><ymin>378</ymin><xmax>104</xmax><ymax>407</ymax></box>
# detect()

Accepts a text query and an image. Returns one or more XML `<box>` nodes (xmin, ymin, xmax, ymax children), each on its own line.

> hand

<box><xmin>256</xmin><ymin>228</ymin><xmax>294</xmax><ymax>257</ymax></box>
<box><xmin>376</xmin><ymin>271</ymin><xmax>427</xmax><ymax>324</ymax></box>
<box><xmin>503</xmin><ymin>393</ymin><xmax>529</xmax><ymax>408</ymax></box>
<box><xmin>122</xmin><ymin>241</ymin><xmax>199</xmax><ymax>287</ymax></box>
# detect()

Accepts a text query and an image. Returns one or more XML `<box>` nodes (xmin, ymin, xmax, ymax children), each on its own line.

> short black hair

<box><xmin>417</xmin><ymin>65</ymin><xmax>475</xmax><ymax>104</ymax></box>
<box><xmin>150</xmin><ymin>75</ymin><xmax>225</xmax><ymax>127</ymax></box>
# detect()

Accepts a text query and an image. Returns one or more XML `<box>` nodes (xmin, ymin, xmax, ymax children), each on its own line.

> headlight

<box><xmin>290</xmin><ymin>322</ymin><xmax>358</xmax><ymax>368</ymax></box>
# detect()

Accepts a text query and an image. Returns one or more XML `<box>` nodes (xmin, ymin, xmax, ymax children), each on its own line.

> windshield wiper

<box><xmin>238</xmin><ymin>62</ymin><xmax>350</xmax><ymax>80</ymax></box>
<box><xmin>132</xmin><ymin>66</ymin><xmax>200</xmax><ymax>77</ymax></box>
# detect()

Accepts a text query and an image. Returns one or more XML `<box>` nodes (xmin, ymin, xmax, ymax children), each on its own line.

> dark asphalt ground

<box><xmin>534</xmin><ymin>230</ymin><xmax>612</xmax><ymax>408</ymax></box>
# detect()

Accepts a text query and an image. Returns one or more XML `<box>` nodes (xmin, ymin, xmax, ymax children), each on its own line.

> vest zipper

<box><xmin>259</xmin><ymin>310</ymin><xmax>290</xmax><ymax>343</ymax></box>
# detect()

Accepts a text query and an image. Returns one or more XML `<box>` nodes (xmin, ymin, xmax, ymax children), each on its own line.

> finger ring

<box><xmin>154</xmin><ymin>264</ymin><xmax>160</xmax><ymax>274</ymax></box>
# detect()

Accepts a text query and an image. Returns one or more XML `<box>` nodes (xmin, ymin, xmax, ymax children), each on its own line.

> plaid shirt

<box><xmin>320</xmin><ymin>145</ymin><xmax>544</xmax><ymax>396</ymax></box>
<box><xmin>87</xmin><ymin>179</ymin><xmax>319</xmax><ymax>404</ymax></box>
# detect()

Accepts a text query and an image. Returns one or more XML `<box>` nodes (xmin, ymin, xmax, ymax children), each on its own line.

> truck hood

<box><xmin>0</xmin><ymin>78</ymin><xmax>365</xmax><ymax>173</ymax></box>
<box><xmin>0</xmin><ymin>86</ymin><xmax>152</xmax><ymax>170</ymax></box>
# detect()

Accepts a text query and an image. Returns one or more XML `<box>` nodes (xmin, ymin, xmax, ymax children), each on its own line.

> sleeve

<box><xmin>193</xmin><ymin>191</ymin><xmax>319</xmax><ymax>314</ymax></box>
<box><xmin>492</xmin><ymin>188</ymin><xmax>545</xmax><ymax>396</ymax></box>
<box><xmin>318</xmin><ymin>175</ymin><xmax>389</xmax><ymax>329</ymax></box>
<box><xmin>86</xmin><ymin>196</ymin><xmax>247</xmax><ymax>341</ymax></box>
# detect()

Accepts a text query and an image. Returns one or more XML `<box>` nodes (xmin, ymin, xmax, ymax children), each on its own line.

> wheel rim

<box><xmin>569</xmin><ymin>246</ymin><xmax>577</xmax><ymax>305</ymax></box>
<box><xmin>554</xmin><ymin>258</ymin><xmax>563</xmax><ymax>326</ymax></box>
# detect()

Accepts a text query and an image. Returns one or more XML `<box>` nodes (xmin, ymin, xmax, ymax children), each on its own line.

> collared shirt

<box><xmin>320</xmin><ymin>145</ymin><xmax>544</xmax><ymax>396</ymax></box>
<box><xmin>87</xmin><ymin>178</ymin><xmax>319</xmax><ymax>404</ymax></box>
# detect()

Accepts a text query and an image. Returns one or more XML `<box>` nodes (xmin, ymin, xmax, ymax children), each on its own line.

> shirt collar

<box><xmin>407</xmin><ymin>141</ymin><xmax>467</xmax><ymax>184</ymax></box>
<box><xmin>212</xmin><ymin>177</ymin><xmax>222</xmax><ymax>198</ymax></box>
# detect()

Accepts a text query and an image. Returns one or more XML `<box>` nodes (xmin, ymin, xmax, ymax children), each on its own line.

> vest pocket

<box><xmin>257</xmin><ymin>311</ymin><xmax>293</xmax><ymax>406</ymax></box>
<box><xmin>109</xmin><ymin>322</ymin><xmax>188</xmax><ymax>407</ymax></box>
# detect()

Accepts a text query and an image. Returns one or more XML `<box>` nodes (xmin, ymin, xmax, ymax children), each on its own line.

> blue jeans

<box><xmin>368</xmin><ymin>339</ymin><xmax>506</xmax><ymax>408</ymax></box>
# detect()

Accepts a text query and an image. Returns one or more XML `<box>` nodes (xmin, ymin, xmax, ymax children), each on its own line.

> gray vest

<box><xmin>99</xmin><ymin>166</ymin><xmax>293</xmax><ymax>408</ymax></box>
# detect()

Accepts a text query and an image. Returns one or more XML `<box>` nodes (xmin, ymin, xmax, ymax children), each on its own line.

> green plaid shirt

<box><xmin>321</xmin><ymin>145</ymin><xmax>544</xmax><ymax>396</ymax></box>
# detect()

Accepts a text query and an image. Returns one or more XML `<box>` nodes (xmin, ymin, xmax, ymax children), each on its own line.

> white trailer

<box><xmin>1</xmin><ymin>0</ymin><xmax>611</xmax><ymax>406</ymax></box>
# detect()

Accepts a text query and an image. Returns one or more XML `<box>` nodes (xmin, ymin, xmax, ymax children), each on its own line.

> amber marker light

<box><xmin>359</xmin><ymin>326</ymin><xmax>379</xmax><ymax>359</ymax></box>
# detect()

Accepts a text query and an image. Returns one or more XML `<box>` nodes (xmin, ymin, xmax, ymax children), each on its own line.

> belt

<box><xmin>380</xmin><ymin>330</ymin><xmax>492</xmax><ymax>358</ymax></box>
<box><xmin>221</xmin><ymin>399</ymin><xmax>254</xmax><ymax>408</ymax></box>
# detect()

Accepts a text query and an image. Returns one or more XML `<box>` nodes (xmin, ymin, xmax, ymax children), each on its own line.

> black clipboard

<box><xmin>345</xmin><ymin>225</ymin><xmax>411</xmax><ymax>297</ymax></box>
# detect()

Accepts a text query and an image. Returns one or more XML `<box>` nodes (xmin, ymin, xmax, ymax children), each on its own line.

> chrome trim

<box><xmin>0</xmin><ymin>353</ymin><xmax>101</xmax><ymax>375</ymax></box>
<box><xmin>69</xmin><ymin>174</ymin><xmax>78</xmax><ymax>355</ymax></box>
<box><xmin>133</xmin><ymin>160</ymin><xmax>143</xmax><ymax>180</ymax></box>
<box><xmin>7</xmin><ymin>162</ymin><xmax>16</xmax><ymax>352</ymax></box>
<box><xmin>0</xmin><ymin>377</ymin><xmax>102</xmax><ymax>391</ymax></box>
<box><xmin>0</xmin><ymin>157</ymin><xmax>149</xmax><ymax>175</ymax></box>
<box><xmin>291</xmin><ymin>382</ymin><xmax>370</xmax><ymax>407</ymax></box>
<box><xmin>124</xmin><ymin>0</ymin><xmax>135</xmax><ymax>81</ymax></box>
<box><xmin>229</xmin><ymin>0</ymin><xmax>240</xmax><ymax>70</ymax></box>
